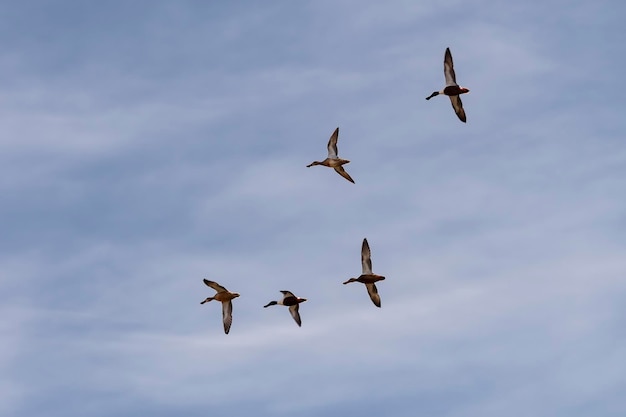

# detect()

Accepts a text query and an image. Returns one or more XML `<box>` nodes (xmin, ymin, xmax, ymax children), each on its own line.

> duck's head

<box><xmin>298</xmin><ymin>298</ymin><xmax>307</xmax><ymax>303</ymax></box>
<box><xmin>264</xmin><ymin>301</ymin><xmax>278</xmax><ymax>308</ymax></box>
<box><xmin>200</xmin><ymin>297</ymin><xmax>212</xmax><ymax>304</ymax></box>
<box><xmin>343</xmin><ymin>278</ymin><xmax>358</xmax><ymax>284</ymax></box>
<box><xmin>460</xmin><ymin>87</ymin><xmax>470</xmax><ymax>94</ymax></box>
<box><xmin>232</xmin><ymin>293</ymin><xmax>241</xmax><ymax>298</ymax></box>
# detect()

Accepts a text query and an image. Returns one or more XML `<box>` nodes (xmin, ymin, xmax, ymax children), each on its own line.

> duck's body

<box><xmin>200</xmin><ymin>279</ymin><xmax>240</xmax><ymax>334</ymax></box>
<box><xmin>343</xmin><ymin>238</ymin><xmax>386</xmax><ymax>308</ymax></box>
<box><xmin>308</xmin><ymin>157</ymin><xmax>350</xmax><ymax>169</ymax></box>
<box><xmin>425</xmin><ymin>47</ymin><xmax>469</xmax><ymax>123</ymax></box>
<box><xmin>307</xmin><ymin>127</ymin><xmax>355</xmax><ymax>184</ymax></box>
<box><xmin>264</xmin><ymin>290</ymin><xmax>307</xmax><ymax>326</ymax></box>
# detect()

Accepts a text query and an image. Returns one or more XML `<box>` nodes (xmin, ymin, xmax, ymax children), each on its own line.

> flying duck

<box><xmin>343</xmin><ymin>238</ymin><xmax>386</xmax><ymax>307</ymax></box>
<box><xmin>263</xmin><ymin>290</ymin><xmax>307</xmax><ymax>327</ymax></box>
<box><xmin>200</xmin><ymin>279</ymin><xmax>240</xmax><ymax>334</ymax></box>
<box><xmin>306</xmin><ymin>127</ymin><xmax>355</xmax><ymax>184</ymax></box>
<box><xmin>425</xmin><ymin>47</ymin><xmax>470</xmax><ymax>123</ymax></box>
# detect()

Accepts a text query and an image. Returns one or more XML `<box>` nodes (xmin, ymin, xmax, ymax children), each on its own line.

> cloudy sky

<box><xmin>1</xmin><ymin>1</ymin><xmax>625</xmax><ymax>416</ymax></box>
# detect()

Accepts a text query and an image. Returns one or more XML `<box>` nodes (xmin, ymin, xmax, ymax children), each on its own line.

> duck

<box><xmin>306</xmin><ymin>127</ymin><xmax>355</xmax><ymax>184</ymax></box>
<box><xmin>263</xmin><ymin>290</ymin><xmax>307</xmax><ymax>327</ymax></box>
<box><xmin>425</xmin><ymin>47</ymin><xmax>470</xmax><ymax>123</ymax></box>
<box><xmin>343</xmin><ymin>238</ymin><xmax>386</xmax><ymax>307</ymax></box>
<box><xmin>200</xmin><ymin>279</ymin><xmax>240</xmax><ymax>334</ymax></box>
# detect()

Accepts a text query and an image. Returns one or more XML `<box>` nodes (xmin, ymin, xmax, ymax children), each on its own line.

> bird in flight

<box><xmin>426</xmin><ymin>47</ymin><xmax>470</xmax><ymax>123</ymax></box>
<box><xmin>200</xmin><ymin>279</ymin><xmax>240</xmax><ymax>334</ymax></box>
<box><xmin>307</xmin><ymin>127</ymin><xmax>355</xmax><ymax>183</ymax></box>
<box><xmin>343</xmin><ymin>238</ymin><xmax>386</xmax><ymax>307</ymax></box>
<box><xmin>264</xmin><ymin>290</ymin><xmax>308</xmax><ymax>326</ymax></box>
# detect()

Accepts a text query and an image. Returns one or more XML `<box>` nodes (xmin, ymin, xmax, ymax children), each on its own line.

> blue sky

<box><xmin>1</xmin><ymin>1</ymin><xmax>625</xmax><ymax>416</ymax></box>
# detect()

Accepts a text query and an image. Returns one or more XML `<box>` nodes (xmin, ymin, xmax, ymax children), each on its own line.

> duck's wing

<box><xmin>289</xmin><ymin>304</ymin><xmax>302</xmax><ymax>327</ymax></box>
<box><xmin>280</xmin><ymin>290</ymin><xmax>297</xmax><ymax>299</ymax></box>
<box><xmin>361</xmin><ymin>238</ymin><xmax>373</xmax><ymax>274</ymax></box>
<box><xmin>334</xmin><ymin>166</ymin><xmax>355</xmax><ymax>184</ymax></box>
<box><xmin>204</xmin><ymin>279</ymin><xmax>227</xmax><ymax>293</ymax></box>
<box><xmin>327</xmin><ymin>127</ymin><xmax>339</xmax><ymax>159</ymax></box>
<box><xmin>444</xmin><ymin>47</ymin><xmax>458</xmax><ymax>87</ymax></box>
<box><xmin>449</xmin><ymin>95</ymin><xmax>467</xmax><ymax>123</ymax></box>
<box><xmin>365</xmin><ymin>283</ymin><xmax>381</xmax><ymax>308</ymax></box>
<box><xmin>222</xmin><ymin>300</ymin><xmax>233</xmax><ymax>334</ymax></box>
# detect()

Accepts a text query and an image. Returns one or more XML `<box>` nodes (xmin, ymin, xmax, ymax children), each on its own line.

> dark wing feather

<box><xmin>327</xmin><ymin>127</ymin><xmax>339</xmax><ymax>158</ymax></box>
<box><xmin>365</xmin><ymin>283</ymin><xmax>381</xmax><ymax>308</ymax></box>
<box><xmin>361</xmin><ymin>238</ymin><xmax>372</xmax><ymax>274</ymax></box>
<box><xmin>204</xmin><ymin>279</ymin><xmax>227</xmax><ymax>293</ymax></box>
<box><xmin>289</xmin><ymin>304</ymin><xmax>302</xmax><ymax>327</ymax></box>
<box><xmin>444</xmin><ymin>48</ymin><xmax>458</xmax><ymax>86</ymax></box>
<box><xmin>334</xmin><ymin>166</ymin><xmax>355</xmax><ymax>183</ymax></box>
<box><xmin>449</xmin><ymin>95</ymin><xmax>467</xmax><ymax>122</ymax></box>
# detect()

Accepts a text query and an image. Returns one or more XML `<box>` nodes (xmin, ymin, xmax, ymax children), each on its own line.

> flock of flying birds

<box><xmin>200</xmin><ymin>47</ymin><xmax>471</xmax><ymax>334</ymax></box>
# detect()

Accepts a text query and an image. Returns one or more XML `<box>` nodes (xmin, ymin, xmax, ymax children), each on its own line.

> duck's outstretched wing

<box><xmin>449</xmin><ymin>95</ymin><xmax>467</xmax><ymax>123</ymax></box>
<box><xmin>334</xmin><ymin>166</ymin><xmax>355</xmax><ymax>184</ymax></box>
<box><xmin>365</xmin><ymin>283</ymin><xmax>381</xmax><ymax>308</ymax></box>
<box><xmin>222</xmin><ymin>301</ymin><xmax>233</xmax><ymax>334</ymax></box>
<box><xmin>327</xmin><ymin>127</ymin><xmax>339</xmax><ymax>159</ymax></box>
<box><xmin>204</xmin><ymin>279</ymin><xmax>227</xmax><ymax>293</ymax></box>
<box><xmin>289</xmin><ymin>304</ymin><xmax>302</xmax><ymax>327</ymax></box>
<box><xmin>444</xmin><ymin>47</ymin><xmax>458</xmax><ymax>87</ymax></box>
<box><xmin>361</xmin><ymin>238</ymin><xmax>372</xmax><ymax>274</ymax></box>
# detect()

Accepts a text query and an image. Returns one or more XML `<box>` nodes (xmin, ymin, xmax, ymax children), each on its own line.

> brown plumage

<box><xmin>200</xmin><ymin>279</ymin><xmax>240</xmax><ymax>334</ymax></box>
<box><xmin>306</xmin><ymin>127</ymin><xmax>355</xmax><ymax>183</ymax></box>
<box><xmin>343</xmin><ymin>238</ymin><xmax>386</xmax><ymax>307</ymax></box>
